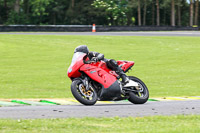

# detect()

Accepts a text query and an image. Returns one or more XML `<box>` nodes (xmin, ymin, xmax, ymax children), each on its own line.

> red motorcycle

<box><xmin>67</xmin><ymin>52</ymin><xmax>149</xmax><ymax>105</ymax></box>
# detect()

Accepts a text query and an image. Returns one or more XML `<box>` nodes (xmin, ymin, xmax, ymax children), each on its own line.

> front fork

<box><xmin>74</xmin><ymin>76</ymin><xmax>90</xmax><ymax>91</ymax></box>
<box><xmin>83</xmin><ymin>77</ymin><xmax>89</xmax><ymax>91</ymax></box>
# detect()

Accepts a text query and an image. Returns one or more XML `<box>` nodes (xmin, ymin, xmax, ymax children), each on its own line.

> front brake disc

<box><xmin>79</xmin><ymin>84</ymin><xmax>93</xmax><ymax>98</ymax></box>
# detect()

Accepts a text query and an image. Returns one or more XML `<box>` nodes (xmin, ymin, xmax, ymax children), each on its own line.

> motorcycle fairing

<box><xmin>68</xmin><ymin>52</ymin><xmax>86</xmax><ymax>79</ymax></box>
<box><xmin>80</xmin><ymin>64</ymin><xmax>117</xmax><ymax>88</ymax></box>
<box><xmin>80</xmin><ymin>64</ymin><xmax>121</xmax><ymax>100</ymax></box>
<box><xmin>99</xmin><ymin>80</ymin><xmax>121</xmax><ymax>101</ymax></box>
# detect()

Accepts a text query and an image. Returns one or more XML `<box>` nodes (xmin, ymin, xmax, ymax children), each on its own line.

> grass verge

<box><xmin>0</xmin><ymin>115</ymin><xmax>200</xmax><ymax>133</ymax></box>
<box><xmin>0</xmin><ymin>34</ymin><xmax>199</xmax><ymax>98</ymax></box>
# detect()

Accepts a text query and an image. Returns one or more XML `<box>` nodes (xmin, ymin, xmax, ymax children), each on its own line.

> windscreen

<box><xmin>70</xmin><ymin>52</ymin><xmax>86</xmax><ymax>66</ymax></box>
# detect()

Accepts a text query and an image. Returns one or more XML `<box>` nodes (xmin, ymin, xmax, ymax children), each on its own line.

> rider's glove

<box><xmin>91</xmin><ymin>57</ymin><xmax>98</xmax><ymax>62</ymax></box>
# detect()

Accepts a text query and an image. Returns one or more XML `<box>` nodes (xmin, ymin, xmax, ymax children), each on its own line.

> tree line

<box><xmin>0</xmin><ymin>0</ymin><xmax>199</xmax><ymax>26</ymax></box>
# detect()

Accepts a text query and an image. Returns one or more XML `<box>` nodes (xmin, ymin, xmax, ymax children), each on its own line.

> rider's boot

<box><xmin>116</xmin><ymin>67</ymin><xmax>129</xmax><ymax>84</ymax></box>
<box><xmin>107</xmin><ymin>59</ymin><xmax>129</xmax><ymax>84</ymax></box>
<box><xmin>120</xmin><ymin>74</ymin><xmax>129</xmax><ymax>84</ymax></box>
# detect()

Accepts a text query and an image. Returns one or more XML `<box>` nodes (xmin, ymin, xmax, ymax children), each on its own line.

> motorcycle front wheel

<box><xmin>127</xmin><ymin>76</ymin><xmax>149</xmax><ymax>104</ymax></box>
<box><xmin>71</xmin><ymin>79</ymin><xmax>97</xmax><ymax>105</ymax></box>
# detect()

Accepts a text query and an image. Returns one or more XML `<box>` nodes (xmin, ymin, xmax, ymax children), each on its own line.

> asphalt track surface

<box><xmin>1</xmin><ymin>31</ymin><xmax>200</xmax><ymax>36</ymax></box>
<box><xmin>0</xmin><ymin>100</ymin><xmax>199</xmax><ymax>119</ymax></box>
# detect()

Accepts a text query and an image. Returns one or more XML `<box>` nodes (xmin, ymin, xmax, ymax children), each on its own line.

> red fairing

<box><xmin>117</xmin><ymin>61</ymin><xmax>134</xmax><ymax>72</ymax></box>
<box><xmin>67</xmin><ymin>53</ymin><xmax>86</xmax><ymax>78</ymax></box>
<box><xmin>68</xmin><ymin>52</ymin><xmax>135</xmax><ymax>88</ymax></box>
<box><xmin>80</xmin><ymin>63</ymin><xmax>117</xmax><ymax>88</ymax></box>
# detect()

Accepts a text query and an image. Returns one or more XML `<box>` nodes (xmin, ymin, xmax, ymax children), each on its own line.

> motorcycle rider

<box><xmin>74</xmin><ymin>45</ymin><xmax>129</xmax><ymax>84</ymax></box>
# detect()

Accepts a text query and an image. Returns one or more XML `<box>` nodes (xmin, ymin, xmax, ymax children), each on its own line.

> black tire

<box><xmin>127</xmin><ymin>76</ymin><xmax>149</xmax><ymax>104</ymax></box>
<box><xmin>71</xmin><ymin>79</ymin><xmax>97</xmax><ymax>105</ymax></box>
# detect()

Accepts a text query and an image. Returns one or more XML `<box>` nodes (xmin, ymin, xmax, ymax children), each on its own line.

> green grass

<box><xmin>0</xmin><ymin>34</ymin><xmax>199</xmax><ymax>98</ymax></box>
<box><xmin>0</xmin><ymin>115</ymin><xmax>199</xmax><ymax>133</ymax></box>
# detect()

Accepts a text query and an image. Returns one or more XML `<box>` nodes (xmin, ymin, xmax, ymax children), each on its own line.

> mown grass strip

<box><xmin>0</xmin><ymin>115</ymin><xmax>200</xmax><ymax>133</ymax></box>
<box><xmin>0</xmin><ymin>35</ymin><xmax>200</xmax><ymax>98</ymax></box>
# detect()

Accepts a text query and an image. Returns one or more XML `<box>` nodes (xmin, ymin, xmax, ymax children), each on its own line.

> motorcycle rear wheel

<box><xmin>71</xmin><ymin>79</ymin><xmax>97</xmax><ymax>105</ymax></box>
<box><xmin>127</xmin><ymin>76</ymin><xmax>149</xmax><ymax>104</ymax></box>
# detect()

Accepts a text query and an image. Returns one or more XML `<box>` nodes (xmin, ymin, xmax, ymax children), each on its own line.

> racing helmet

<box><xmin>74</xmin><ymin>45</ymin><xmax>89</xmax><ymax>54</ymax></box>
